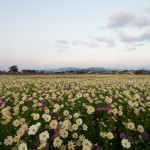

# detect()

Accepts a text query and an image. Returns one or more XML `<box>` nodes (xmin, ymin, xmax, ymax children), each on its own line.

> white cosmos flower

<box><xmin>59</xmin><ymin>129</ymin><xmax>69</xmax><ymax>138</ymax></box>
<box><xmin>28</xmin><ymin>125</ymin><xmax>38</xmax><ymax>135</ymax></box>
<box><xmin>106</xmin><ymin>132</ymin><xmax>114</xmax><ymax>139</ymax></box>
<box><xmin>39</xmin><ymin>131</ymin><xmax>49</xmax><ymax>142</ymax></box>
<box><xmin>82</xmin><ymin>139</ymin><xmax>92</xmax><ymax>150</ymax></box>
<box><xmin>137</xmin><ymin>125</ymin><xmax>144</xmax><ymax>133</ymax></box>
<box><xmin>121</xmin><ymin>139</ymin><xmax>131</xmax><ymax>149</ymax></box>
<box><xmin>82</xmin><ymin>124</ymin><xmax>88</xmax><ymax>131</ymax></box>
<box><xmin>87</xmin><ymin>106</ymin><xmax>95</xmax><ymax>114</ymax></box>
<box><xmin>127</xmin><ymin>122</ymin><xmax>135</xmax><ymax>130</ymax></box>
<box><xmin>76</xmin><ymin>118</ymin><xmax>83</xmax><ymax>126</ymax></box>
<box><xmin>53</xmin><ymin>137</ymin><xmax>63</xmax><ymax>148</ymax></box>
<box><xmin>72</xmin><ymin>124</ymin><xmax>78</xmax><ymax>131</ymax></box>
<box><xmin>18</xmin><ymin>142</ymin><xmax>28</xmax><ymax>150</ymax></box>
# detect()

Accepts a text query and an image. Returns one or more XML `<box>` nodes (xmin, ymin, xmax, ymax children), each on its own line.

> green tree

<box><xmin>9</xmin><ymin>65</ymin><xmax>18</xmax><ymax>73</ymax></box>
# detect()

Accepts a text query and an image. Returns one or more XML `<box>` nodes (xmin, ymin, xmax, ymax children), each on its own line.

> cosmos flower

<box><xmin>28</xmin><ymin>125</ymin><xmax>38</xmax><ymax>135</ymax></box>
<box><xmin>106</xmin><ymin>132</ymin><xmax>114</xmax><ymax>139</ymax></box>
<box><xmin>41</xmin><ymin>100</ymin><xmax>46</xmax><ymax>108</ymax></box>
<box><xmin>59</xmin><ymin>129</ymin><xmax>68</xmax><ymax>138</ymax></box>
<box><xmin>0</xmin><ymin>99</ymin><xmax>3</xmax><ymax>106</ymax></box>
<box><xmin>119</xmin><ymin>132</ymin><xmax>126</xmax><ymax>139</ymax></box>
<box><xmin>53</xmin><ymin>137</ymin><xmax>63</xmax><ymax>148</ymax></box>
<box><xmin>39</xmin><ymin>131</ymin><xmax>49</xmax><ymax>142</ymax></box>
<box><xmin>18</xmin><ymin>142</ymin><xmax>28</xmax><ymax>150</ymax></box>
<box><xmin>87</xmin><ymin>106</ymin><xmax>95</xmax><ymax>114</ymax></box>
<box><xmin>96</xmin><ymin>107</ymin><xmax>103</xmax><ymax>112</ymax></box>
<box><xmin>121</xmin><ymin>139</ymin><xmax>131</xmax><ymax>149</ymax></box>
<box><xmin>141</xmin><ymin>132</ymin><xmax>149</xmax><ymax>140</ymax></box>
<box><xmin>76</xmin><ymin>118</ymin><xmax>83</xmax><ymax>126</ymax></box>
<box><xmin>96</xmin><ymin>146</ymin><xmax>102</xmax><ymax>150</ymax></box>
<box><xmin>4</xmin><ymin>136</ymin><xmax>13</xmax><ymax>146</ymax></box>
<box><xmin>67</xmin><ymin>140</ymin><xmax>75</xmax><ymax>150</ymax></box>
<box><xmin>137</xmin><ymin>125</ymin><xmax>144</xmax><ymax>133</ymax></box>
<box><xmin>49</xmin><ymin>120</ymin><xmax>58</xmax><ymax>129</ymax></box>
<box><xmin>82</xmin><ymin>139</ymin><xmax>92</xmax><ymax>150</ymax></box>
<box><xmin>127</xmin><ymin>122</ymin><xmax>135</xmax><ymax>130</ymax></box>
<box><xmin>72</xmin><ymin>124</ymin><xmax>78</xmax><ymax>131</ymax></box>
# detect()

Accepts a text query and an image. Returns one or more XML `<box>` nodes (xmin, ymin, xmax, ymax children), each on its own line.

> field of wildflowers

<box><xmin>0</xmin><ymin>75</ymin><xmax>149</xmax><ymax>150</ymax></box>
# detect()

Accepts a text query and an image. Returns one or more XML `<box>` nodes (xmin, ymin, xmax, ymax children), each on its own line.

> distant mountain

<box><xmin>46</xmin><ymin>67</ymin><xmax>81</xmax><ymax>72</ymax></box>
<box><xmin>46</xmin><ymin>67</ymin><xmax>110</xmax><ymax>72</ymax></box>
<box><xmin>86</xmin><ymin>67</ymin><xmax>109</xmax><ymax>72</ymax></box>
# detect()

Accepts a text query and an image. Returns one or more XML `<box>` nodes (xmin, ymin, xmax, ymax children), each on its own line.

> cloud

<box><xmin>119</xmin><ymin>29</ymin><xmax>150</xmax><ymax>43</ymax></box>
<box><xmin>133</xmin><ymin>43</ymin><xmax>145</xmax><ymax>46</ymax></box>
<box><xmin>133</xmin><ymin>17</ymin><xmax>150</xmax><ymax>28</ymax></box>
<box><xmin>56</xmin><ymin>40</ymin><xmax>99</xmax><ymax>50</ymax></box>
<box><xmin>57</xmin><ymin>49</ymin><xmax>66</xmax><ymax>52</ymax></box>
<box><xmin>106</xmin><ymin>11</ymin><xmax>150</xmax><ymax>29</ymax></box>
<box><xmin>56</xmin><ymin>46</ymin><xmax>70</xmax><ymax>52</ymax></box>
<box><xmin>56</xmin><ymin>40</ymin><xmax>70</xmax><ymax>52</ymax></box>
<box><xmin>141</xmin><ymin>29</ymin><xmax>150</xmax><ymax>40</ymax></box>
<box><xmin>89</xmin><ymin>36</ymin><xmax>115</xmax><ymax>47</ymax></box>
<box><xmin>147</xmin><ymin>7</ymin><xmax>150</xmax><ymax>13</ymax></box>
<box><xmin>56</xmin><ymin>45</ymin><xmax>70</xmax><ymax>49</ymax></box>
<box><xmin>125</xmin><ymin>47</ymin><xmax>137</xmax><ymax>51</ymax></box>
<box><xmin>73</xmin><ymin>40</ymin><xmax>99</xmax><ymax>48</ymax></box>
<box><xmin>107</xmin><ymin>11</ymin><xmax>135</xmax><ymax>29</ymax></box>
<box><xmin>56</xmin><ymin>40</ymin><xmax>69</xmax><ymax>44</ymax></box>
<box><xmin>88</xmin><ymin>43</ymin><xmax>99</xmax><ymax>47</ymax></box>
<box><xmin>119</xmin><ymin>32</ymin><xmax>137</xmax><ymax>43</ymax></box>
<box><xmin>73</xmin><ymin>40</ymin><xmax>87</xmax><ymax>46</ymax></box>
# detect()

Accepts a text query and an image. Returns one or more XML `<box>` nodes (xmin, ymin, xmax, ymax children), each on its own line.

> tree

<box><xmin>9</xmin><ymin>65</ymin><xmax>18</xmax><ymax>73</ymax></box>
<box><xmin>22</xmin><ymin>69</ymin><xmax>37</xmax><ymax>74</ymax></box>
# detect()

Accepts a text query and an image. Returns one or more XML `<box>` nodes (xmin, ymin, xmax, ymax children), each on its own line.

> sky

<box><xmin>0</xmin><ymin>0</ymin><xmax>150</xmax><ymax>70</ymax></box>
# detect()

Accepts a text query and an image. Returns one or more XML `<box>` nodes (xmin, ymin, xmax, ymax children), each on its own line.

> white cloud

<box><xmin>106</xmin><ymin>11</ymin><xmax>150</xmax><ymax>29</ymax></box>
<box><xmin>124</xmin><ymin>47</ymin><xmax>136</xmax><ymax>51</ymax></box>
<box><xmin>56</xmin><ymin>40</ymin><xmax>69</xmax><ymax>44</ymax></box>
<box><xmin>133</xmin><ymin>16</ymin><xmax>150</xmax><ymax>28</ymax></box>
<box><xmin>119</xmin><ymin>29</ymin><xmax>150</xmax><ymax>43</ymax></box>
<box><xmin>72</xmin><ymin>40</ymin><xmax>99</xmax><ymax>48</ymax></box>
<box><xmin>89</xmin><ymin>36</ymin><xmax>115</xmax><ymax>47</ymax></box>
<box><xmin>107</xmin><ymin>11</ymin><xmax>135</xmax><ymax>29</ymax></box>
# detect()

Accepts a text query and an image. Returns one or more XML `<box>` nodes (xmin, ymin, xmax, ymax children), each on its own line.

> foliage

<box><xmin>22</xmin><ymin>69</ymin><xmax>37</xmax><ymax>74</ymax></box>
<box><xmin>9</xmin><ymin>65</ymin><xmax>18</xmax><ymax>73</ymax></box>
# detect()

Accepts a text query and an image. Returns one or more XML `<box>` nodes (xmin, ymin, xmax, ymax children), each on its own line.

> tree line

<box><xmin>7</xmin><ymin>65</ymin><xmax>41</xmax><ymax>74</ymax></box>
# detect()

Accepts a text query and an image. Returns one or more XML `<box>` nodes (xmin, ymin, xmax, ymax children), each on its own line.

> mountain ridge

<box><xmin>46</xmin><ymin>67</ymin><xmax>110</xmax><ymax>72</ymax></box>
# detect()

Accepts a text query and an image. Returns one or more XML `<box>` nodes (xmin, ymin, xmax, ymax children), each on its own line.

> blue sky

<box><xmin>0</xmin><ymin>0</ymin><xmax>150</xmax><ymax>70</ymax></box>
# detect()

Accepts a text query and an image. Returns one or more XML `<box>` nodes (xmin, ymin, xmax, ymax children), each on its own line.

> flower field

<box><xmin>0</xmin><ymin>75</ymin><xmax>150</xmax><ymax>150</ymax></box>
